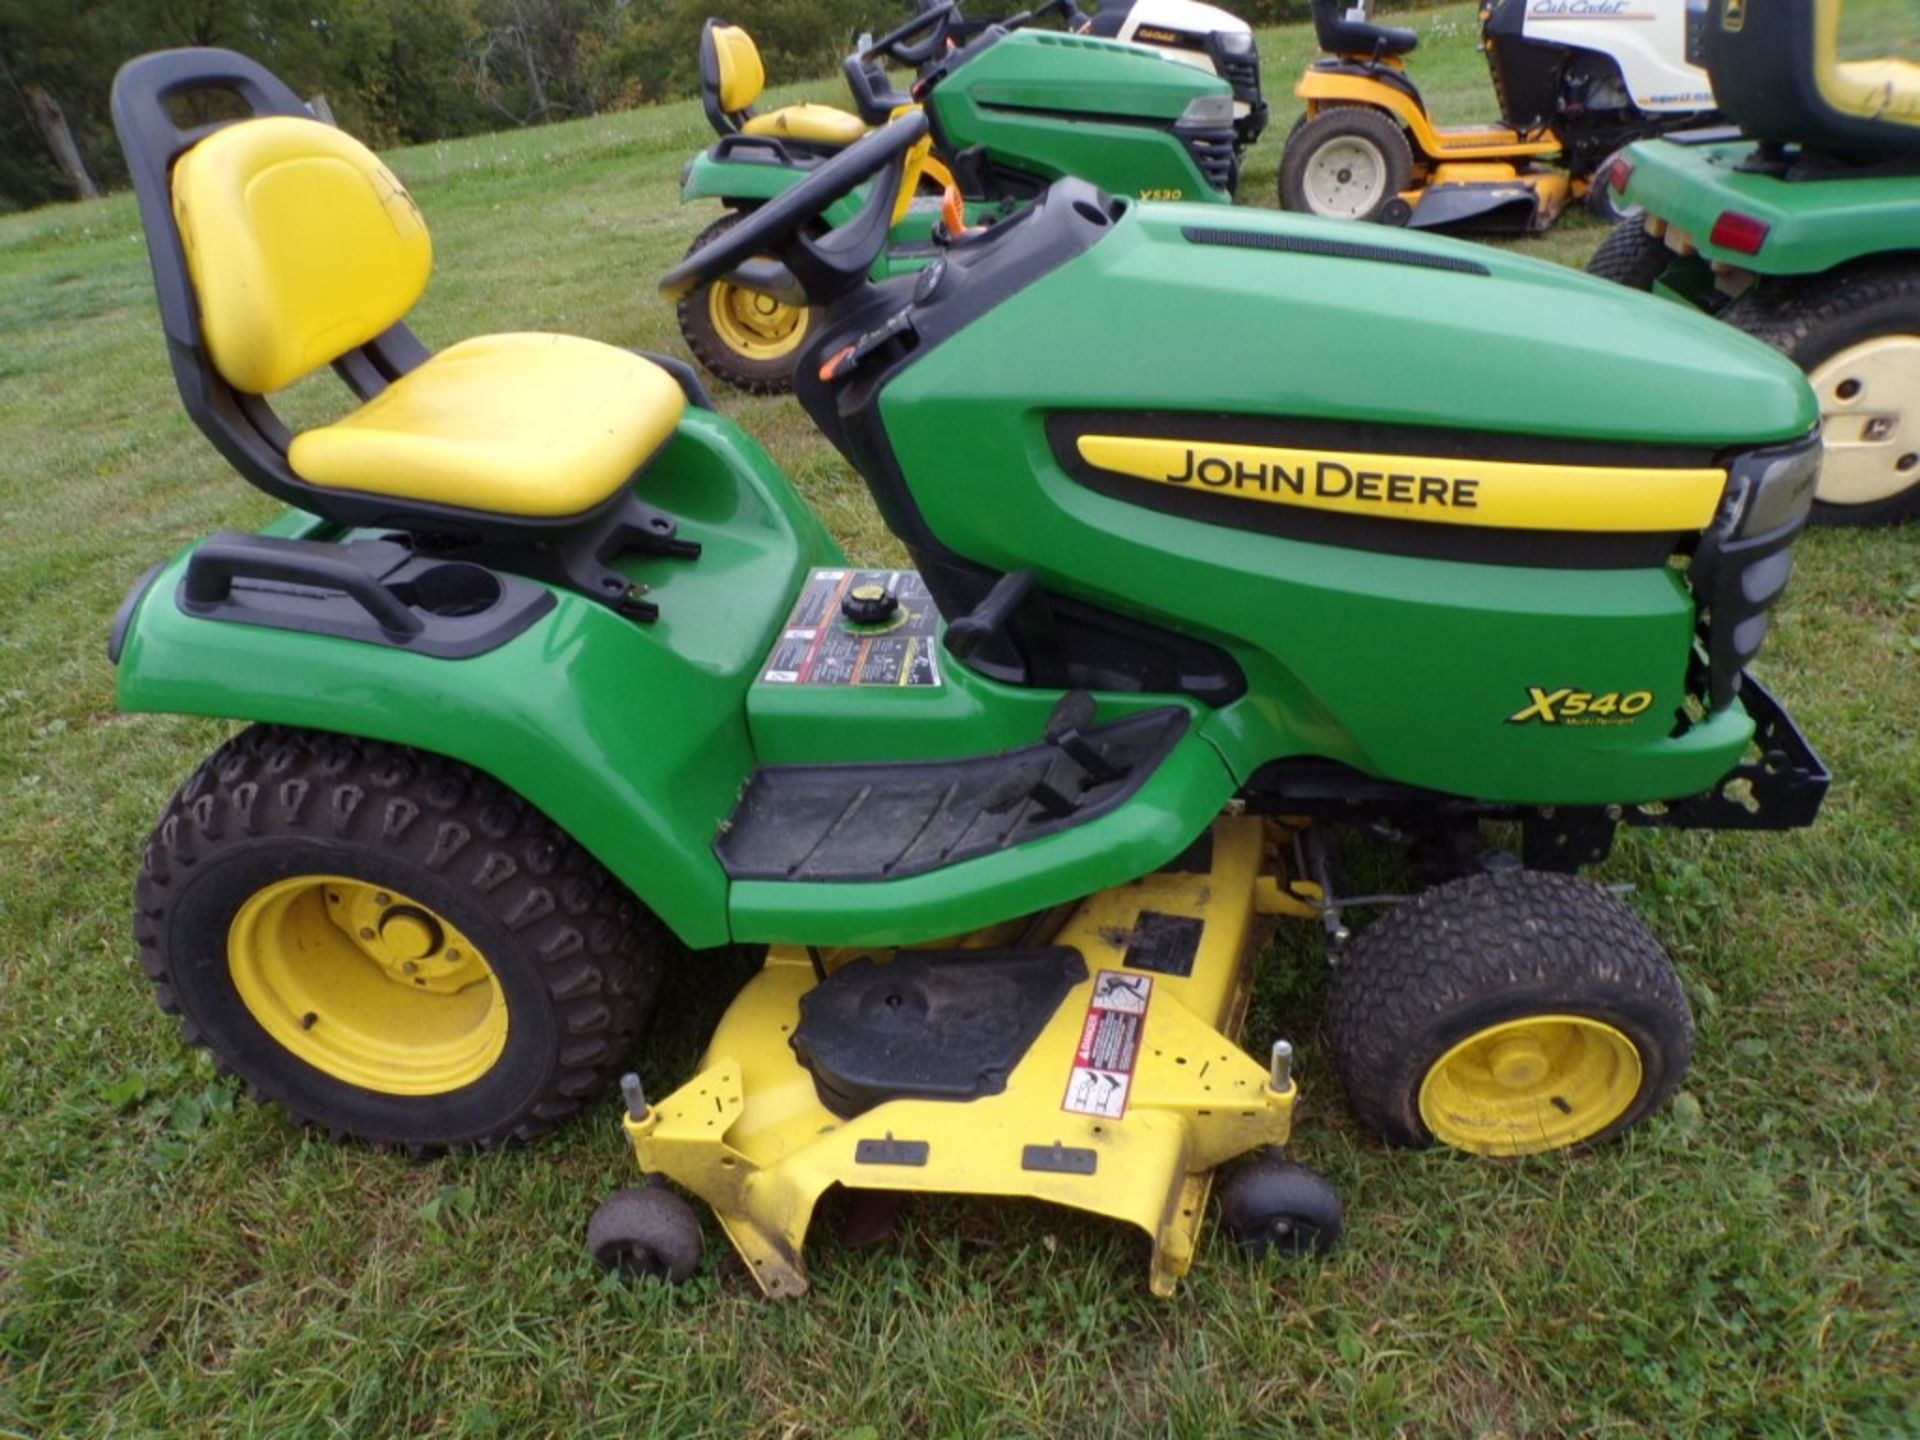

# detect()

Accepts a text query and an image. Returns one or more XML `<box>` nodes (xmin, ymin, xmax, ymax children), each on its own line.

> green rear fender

<box><xmin>113</xmin><ymin>410</ymin><xmax>837</xmax><ymax>951</ymax></box>
<box><xmin>1622</xmin><ymin>136</ymin><xmax>1920</xmax><ymax>276</ymax></box>
<box><xmin>681</xmin><ymin>148</ymin><xmax>869</xmax><ymax>230</ymax></box>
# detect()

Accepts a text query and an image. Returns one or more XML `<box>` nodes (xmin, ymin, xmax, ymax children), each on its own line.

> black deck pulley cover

<box><xmin>791</xmin><ymin>948</ymin><xmax>1089</xmax><ymax>1119</ymax></box>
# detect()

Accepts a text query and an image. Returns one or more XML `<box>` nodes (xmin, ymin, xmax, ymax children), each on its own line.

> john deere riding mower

<box><xmin>111</xmin><ymin>46</ymin><xmax>1830</xmax><ymax>1296</ymax></box>
<box><xmin>1282</xmin><ymin>0</ymin><xmax>1717</xmax><ymax>230</ymax></box>
<box><xmin>679</xmin><ymin>0</ymin><xmax>1245</xmax><ymax>390</ymax></box>
<box><xmin>1588</xmin><ymin>0</ymin><xmax>1920</xmax><ymax>527</ymax></box>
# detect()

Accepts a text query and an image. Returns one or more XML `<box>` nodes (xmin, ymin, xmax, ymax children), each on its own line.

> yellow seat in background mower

<box><xmin>288</xmin><ymin>333</ymin><xmax>685</xmax><ymax>518</ymax></box>
<box><xmin>741</xmin><ymin>103</ymin><xmax>869</xmax><ymax>147</ymax></box>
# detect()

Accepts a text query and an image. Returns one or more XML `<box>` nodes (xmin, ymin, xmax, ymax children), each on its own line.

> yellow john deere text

<box><xmin>1075</xmin><ymin>435</ymin><xmax>1727</xmax><ymax>533</ymax></box>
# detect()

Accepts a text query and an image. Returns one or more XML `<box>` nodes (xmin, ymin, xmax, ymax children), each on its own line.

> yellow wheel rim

<box><xmin>228</xmin><ymin>876</ymin><xmax>507</xmax><ymax>1095</ymax></box>
<box><xmin>1418</xmin><ymin>1015</ymin><xmax>1642</xmax><ymax>1156</ymax></box>
<box><xmin>1806</xmin><ymin>333</ymin><xmax>1920</xmax><ymax>507</ymax></box>
<box><xmin>707</xmin><ymin>280</ymin><xmax>809</xmax><ymax>361</ymax></box>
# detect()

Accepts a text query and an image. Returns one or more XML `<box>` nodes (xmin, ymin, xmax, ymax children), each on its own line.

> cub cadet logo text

<box><xmin>1167</xmin><ymin>448</ymin><xmax>1481</xmax><ymax>510</ymax></box>
<box><xmin>1527</xmin><ymin>0</ymin><xmax>1648</xmax><ymax>16</ymax></box>
<box><xmin>1507</xmin><ymin>687</ymin><xmax>1654</xmax><ymax>726</ymax></box>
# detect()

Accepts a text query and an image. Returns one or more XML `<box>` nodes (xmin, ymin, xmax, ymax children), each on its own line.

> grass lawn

<box><xmin>2</xmin><ymin>5</ymin><xmax>1916</xmax><ymax>1436</ymax></box>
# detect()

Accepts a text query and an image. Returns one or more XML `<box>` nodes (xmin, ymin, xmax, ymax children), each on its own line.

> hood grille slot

<box><xmin>1180</xmin><ymin>226</ymin><xmax>1489</xmax><ymax>276</ymax></box>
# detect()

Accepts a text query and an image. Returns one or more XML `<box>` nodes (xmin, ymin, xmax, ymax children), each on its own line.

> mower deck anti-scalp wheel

<box><xmin>676</xmin><ymin>211</ymin><xmax>816</xmax><ymax>394</ymax></box>
<box><xmin>1719</xmin><ymin>263</ymin><xmax>1920</xmax><ymax>527</ymax></box>
<box><xmin>1327</xmin><ymin>870</ymin><xmax>1693</xmax><ymax>1157</ymax></box>
<box><xmin>1217</xmin><ymin>1153</ymin><xmax>1343</xmax><ymax>1258</ymax></box>
<box><xmin>1279</xmin><ymin>106</ymin><xmax>1413</xmax><ymax>223</ymax></box>
<box><xmin>587</xmin><ymin>1185</ymin><xmax>704</xmax><ymax>1283</ymax></box>
<box><xmin>1585</xmin><ymin>218</ymin><xmax>1671</xmax><ymax>293</ymax></box>
<box><xmin>133</xmin><ymin>725</ymin><xmax>663</xmax><ymax>1153</ymax></box>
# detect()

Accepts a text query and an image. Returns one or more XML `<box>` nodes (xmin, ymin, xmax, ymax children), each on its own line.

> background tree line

<box><xmin>0</xmin><ymin>0</ymin><xmax>1325</xmax><ymax>213</ymax></box>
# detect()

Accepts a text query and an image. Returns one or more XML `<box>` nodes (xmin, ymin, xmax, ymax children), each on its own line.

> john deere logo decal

<box><xmin>1507</xmin><ymin>687</ymin><xmax>1655</xmax><ymax>725</ymax></box>
<box><xmin>1073</xmin><ymin>435</ymin><xmax>1726</xmax><ymax>533</ymax></box>
<box><xmin>1721</xmin><ymin>0</ymin><xmax>1745</xmax><ymax>31</ymax></box>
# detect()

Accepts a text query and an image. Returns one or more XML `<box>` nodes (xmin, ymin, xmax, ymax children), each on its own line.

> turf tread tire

<box><xmin>1585</xmin><ymin>218</ymin><xmax>1670</xmax><ymax>292</ymax></box>
<box><xmin>675</xmin><ymin>212</ymin><xmax>813</xmax><ymax>395</ymax></box>
<box><xmin>1718</xmin><ymin>263</ymin><xmax>1920</xmax><ymax>526</ymax></box>
<box><xmin>1327</xmin><ymin>869</ymin><xmax>1693</xmax><ymax>1151</ymax></box>
<box><xmin>135</xmin><ymin>725</ymin><xmax>663</xmax><ymax>1154</ymax></box>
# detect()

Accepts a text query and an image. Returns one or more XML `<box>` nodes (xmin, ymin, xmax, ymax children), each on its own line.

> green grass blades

<box><xmin>2</xmin><ymin>4</ymin><xmax>1917</xmax><ymax>1436</ymax></box>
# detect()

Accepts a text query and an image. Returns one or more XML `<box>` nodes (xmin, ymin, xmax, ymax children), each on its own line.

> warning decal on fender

<box><xmin>1061</xmin><ymin>970</ymin><xmax>1152</xmax><ymax>1120</ymax></box>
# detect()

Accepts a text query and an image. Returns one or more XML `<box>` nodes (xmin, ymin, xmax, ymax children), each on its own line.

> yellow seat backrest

<box><xmin>171</xmin><ymin>115</ymin><xmax>432</xmax><ymax>395</ymax></box>
<box><xmin>709</xmin><ymin>24</ymin><xmax>767</xmax><ymax>114</ymax></box>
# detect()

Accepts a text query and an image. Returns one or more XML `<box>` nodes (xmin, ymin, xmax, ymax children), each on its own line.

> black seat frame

<box><xmin>1309</xmin><ymin>0</ymin><xmax>1418</xmax><ymax>61</ymax></box>
<box><xmin>111</xmin><ymin>48</ymin><xmax>701</xmax><ymax>619</ymax></box>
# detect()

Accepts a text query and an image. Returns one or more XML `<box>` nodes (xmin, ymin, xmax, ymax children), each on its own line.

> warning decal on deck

<box><xmin>1061</xmin><ymin>970</ymin><xmax>1153</xmax><ymax>1120</ymax></box>
<box><xmin>759</xmin><ymin>568</ymin><xmax>941</xmax><ymax>688</ymax></box>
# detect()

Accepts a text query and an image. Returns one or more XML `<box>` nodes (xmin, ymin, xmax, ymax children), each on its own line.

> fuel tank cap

<box><xmin>841</xmin><ymin>582</ymin><xmax>899</xmax><ymax>626</ymax></box>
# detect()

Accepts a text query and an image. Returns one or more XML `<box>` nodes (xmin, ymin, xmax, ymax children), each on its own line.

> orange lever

<box><xmin>941</xmin><ymin>184</ymin><xmax>972</xmax><ymax>240</ymax></box>
<box><xmin>818</xmin><ymin>343</ymin><xmax>859</xmax><ymax>383</ymax></box>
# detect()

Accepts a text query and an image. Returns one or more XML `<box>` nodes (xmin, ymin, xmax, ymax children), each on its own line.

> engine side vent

<box><xmin>1180</xmin><ymin>226</ymin><xmax>1491</xmax><ymax>276</ymax></box>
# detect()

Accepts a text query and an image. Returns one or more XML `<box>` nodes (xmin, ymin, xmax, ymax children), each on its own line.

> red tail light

<box><xmin>1607</xmin><ymin>155</ymin><xmax>1634</xmax><ymax>193</ymax></box>
<box><xmin>1709</xmin><ymin>211</ymin><xmax>1770</xmax><ymax>256</ymax></box>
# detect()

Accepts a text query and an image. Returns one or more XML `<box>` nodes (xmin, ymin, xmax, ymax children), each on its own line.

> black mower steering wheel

<box><xmin>859</xmin><ymin>0</ymin><xmax>961</xmax><ymax>68</ymax></box>
<box><xmin>659</xmin><ymin>110</ymin><xmax>932</xmax><ymax>308</ymax></box>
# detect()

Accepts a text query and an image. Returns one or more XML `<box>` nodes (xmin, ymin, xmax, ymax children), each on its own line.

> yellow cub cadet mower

<box><xmin>1282</xmin><ymin>0</ymin><xmax>1719</xmax><ymax>231</ymax></box>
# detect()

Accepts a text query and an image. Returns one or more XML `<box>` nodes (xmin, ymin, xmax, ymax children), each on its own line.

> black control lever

<box><xmin>943</xmin><ymin>568</ymin><xmax>1035</xmax><ymax>659</ymax></box>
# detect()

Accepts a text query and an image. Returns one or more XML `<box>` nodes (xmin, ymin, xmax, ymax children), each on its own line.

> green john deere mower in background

<box><xmin>111</xmin><ymin>47</ymin><xmax>1830</xmax><ymax>1297</ymax></box>
<box><xmin>1589</xmin><ymin>0</ymin><xmax>1920</xmax><ymax>525</ymax></box>
<box><xmin>678</xmin><ymin>0</ymin><xmax>1246</xmax><ymax>390</ymax></box>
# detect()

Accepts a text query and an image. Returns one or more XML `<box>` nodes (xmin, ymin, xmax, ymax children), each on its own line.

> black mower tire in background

<box><xmin>1279</xmin><ymin>106</ymin><xmax>1414</xmax><ymax>224</ymax></box>
<box><xmin>1217</xmin><ymin>1154</ymin><xmax>1343</xmax><ymax>1258</ymax></box>
<box><xmin>1584</xmin><ymin>147</ymin><xmax>1641</xmax><ymax>224</ymax></box>
<box><xmin>587</xmin><ymin>1185</ymin><xmax>704</xmax><ymax>1283</ymax></box>
<box><xmin>135</xmin><ymin>725</ymin><xmax>662</xmax><ymax>1153</ymax></box>
<box><xmin>1585</xmin><ymin>218</ymin><xmax>1671</xmax><ymax>292</ymax></box>
<box><xmin>1718</xmin><ymin>263</ymin><xmax>1920</xmax><ymax>527</ymax></box>
<box><xmin>675</xmin><ymin>211</ymin><xmax>816</xmax><ymax>395</ymax></box>
<box><xmin>1326</xmin><ymin>870</ymin><xmax>1694</xmax><ymax>1157</ymax></box>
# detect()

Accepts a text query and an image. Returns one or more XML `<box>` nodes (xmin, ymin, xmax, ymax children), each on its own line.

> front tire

<box><xmin>1719</xmin><ymin>264</ymin><xmax>1920</xmax><ymax>526</ymax></box>
<box><xmin>675</xmin><ymin>212</ymin><xmax>816</xmax><ymax>394</ymax></box>
<box><xmin>1278</xmin><ymin>107</ymin><xmax>1414</xmax><ymax>224</ymax></box>
<box><xmin>134</xmin><ymin>726</ymin><xmax>662</xmax><ymax>1153</ymax></box>
<box><xmin>1327</xmin><ymin>870</ymin><xmax>1693</xmax><ymax>1157</ymax></box>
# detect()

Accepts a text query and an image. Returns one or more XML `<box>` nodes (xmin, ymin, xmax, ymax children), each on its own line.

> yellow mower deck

<box><xmin>621</xmin><ymin>817</ymin><xmax>1310</xmax><ymax>1298</ymax></box>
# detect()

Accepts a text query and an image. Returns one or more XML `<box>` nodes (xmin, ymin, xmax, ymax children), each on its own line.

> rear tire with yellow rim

<box><xmin>134</xmin><ymin>726</ymin><xmax>663</xmax><ymax>1153</ymax></box>
<box><xmin>676</xmin><ymin>210</ymin><xmax>817</xmax><ymax>395</ymax></box>
<box><xmin>1327</xmin><ymin>870</ymin><xmax>1693</xmax><ymax>1157</ymax></box>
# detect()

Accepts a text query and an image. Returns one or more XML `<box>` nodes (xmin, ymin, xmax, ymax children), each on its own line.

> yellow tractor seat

<box><xmin>289</xmin><ymin>333</ymin><xmax>686</xmax><ymax>519</ymax></box>
<box><xmin>700</xmin><ymin>20</ymin><xmax>868</xmax><ymax>148</ymax></box>
<box><xmin>740</xmin><ymin>103</ymin><xmax>869</xmax><ymax>148</ymax></box>
<box><xmin>111</xmin><ymin>48</ymin><xmax>704</xmax><ymax>622</ymax></box>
